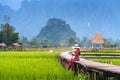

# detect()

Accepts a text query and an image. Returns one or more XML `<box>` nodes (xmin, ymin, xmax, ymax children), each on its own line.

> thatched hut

<box><xmin>91</xmin><ymin>31</ymin><xmax>105</xmax><ymax>48</ymax></box>
<box><xmin>0</xmin><ymin>43</ymin><xmax>6</xmax><ymax>50</ymax></box>
<box><xmin>12</xmin><ymin>43</ymin><xmax>21</xmax><ymax>51</ymax></box>
<box><xmin>0</xmin><ymin>43</ymin><xmax>6</xmax><ymax>47</ymax></box>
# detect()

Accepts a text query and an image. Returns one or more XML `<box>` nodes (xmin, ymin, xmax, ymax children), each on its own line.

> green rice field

<box><xmin>0</xmin><ymin>51</ymin><xmax>86</xmax><ymax>80</ymax></box>
<box><xmin>91</xmin><ymin>59</ymin><xmax>120</xmax><ymax>65</ymax></box>
<box><xmin>82</xmin><ymin>51</ymin><xmax>120</xmax><ymax>65</ymax></box>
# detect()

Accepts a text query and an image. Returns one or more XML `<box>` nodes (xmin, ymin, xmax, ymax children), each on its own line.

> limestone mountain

<box><xmin>37</xmin><ymin>18</ymin><xmax>76</xmax><ymax>45</ymax></box>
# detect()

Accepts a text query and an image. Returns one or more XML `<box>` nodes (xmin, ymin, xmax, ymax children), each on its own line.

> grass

<box><xmin>91</xmin><ymin>59</ymin><xmax>120</xmax><ymax>65</ymax></box>
<box><xmin>0</xmin><ymin>51</ymin><xmax>86</xmax><ymax>80</ymax></box>
<box><xmin>82</xmin><ymin>51</ymin><xmax>120</xmax><ymax>65</ymax></box>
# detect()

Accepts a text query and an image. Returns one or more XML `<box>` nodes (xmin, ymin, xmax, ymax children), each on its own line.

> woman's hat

<box><xmin>72</xmin><ymin>44</ymin><xmax>80</xmax><ymax>49</ymax></box>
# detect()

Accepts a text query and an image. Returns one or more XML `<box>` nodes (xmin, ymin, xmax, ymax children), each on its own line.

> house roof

<box><xmin>91</xmin><ymin>31</ymin><xmax>105</xmax><ymax>44</ymax></box>
<box><xmin>12</xmin><ymin>43</ymin><xmax>21</xmax><ymax>47</ymax></box>
<box><xmin>0</xmin><ymin>43</ymin><xmax>6</xmax><ymax>47</ymax></box>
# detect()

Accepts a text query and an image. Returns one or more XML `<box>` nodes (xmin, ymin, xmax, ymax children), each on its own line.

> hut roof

<box><xmin>91</xmin><ymin>31</ymin><xmax>105</xmax><ymax>44</ymax></box>
<box><xmin>12</xmin><ymin>43</ymin><xmax>21</xmax><ymax>47</ymax></box>
<box><xmin>0</xmin><ymin>43</ymin><xmax>6</xmax><ymax>47</ymax></box>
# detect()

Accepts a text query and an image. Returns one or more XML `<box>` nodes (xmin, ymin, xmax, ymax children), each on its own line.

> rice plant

<box><xmin>0</xmin><ymin>51</ymin><xmax>86</xmax><ymax>80</ymax></box>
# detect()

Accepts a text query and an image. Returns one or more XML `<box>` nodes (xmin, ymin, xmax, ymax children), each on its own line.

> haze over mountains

<box><xmin>0</xmin><ymin>0</ymin><xmax>120</xmax><ymax>40</ymax></box>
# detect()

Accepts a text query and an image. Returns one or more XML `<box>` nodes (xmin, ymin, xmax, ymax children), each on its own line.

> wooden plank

<box><xmin>113</xmin><ymin>77</ymin><xmax>120</xmax><ymax>80</ymax></box>
<box><xmin>77</xmin><ymin>58</ymin><xmax>120</xmax><ymax>73</ymax></box>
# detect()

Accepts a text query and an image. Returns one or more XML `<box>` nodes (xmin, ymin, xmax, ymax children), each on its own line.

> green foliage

<box><xmin>29</xmin><ymin>37</ymin><xmax>53</xmax><ymax>48</ymax></box>
<box><xmin>82</xmin><ymin>51</ymin><xmax>120</xmax><ymax>65</ymax></box>
<box><xmin>115</xmin><ymin>39</ymin><xmax>120</xmax><ymax>47</ymax></box>
<box><xmin>81</xmin><ymin>36</ymin><xmax>91</xmax><ymax>48</ymax></box>
<box><xmin>18</xmin><ymin>36</ymin><xmax>29</xmax><ymax>48</ymax></box>
<box><xmin>68</xmin><ymin>36</ymin><xmax>77</xmax><ymax>46</ymax></box>
<box><xmin>103</xmin><ymin>38</ymin><xmax>119</xmax><ymax>48</ymax></box>
<box><xmin>92</xmin><ymin>59</ymin><xmax>120</xmax><ymax>65</ymax></box>
<box><xmin>0</xmin><ymin>23</ymin><xmax>19</xmax><ymax>46</ymax></box>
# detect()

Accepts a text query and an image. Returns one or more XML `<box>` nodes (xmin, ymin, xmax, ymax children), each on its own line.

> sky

<box><xmin>0</xmin><ymin>0</ymin><xmax>116</xmax><ymax>10</ymax></box>
<box><xmin>0</xmin><ymin>0</ymin><xmax>23</xmax><ymax>10</ymax></box>
<box><xmin>0</xmin><ymin>0</ymin><xmax>120</xmax><ymax>40</ymax></box>
<box><xmin>0</xmin><ymin>0</ymin><xmax>31</xmax><ymax>10</ymax></box>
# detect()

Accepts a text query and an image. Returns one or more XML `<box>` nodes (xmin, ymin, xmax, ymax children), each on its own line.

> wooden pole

<box><xmin>101</xmin><ymin>44</ymin><xmax>103</xmax><ymax>49</ymax></box>
<box><xmin>92</xmin><ymin>44</ymin><xmax>94</xmax><ymax>48</ymax></box>
<box><xmin>73</xmin><ymin>62</ymin><xmax>78</xmax><ymax>75</ymax></box>
<box><xmin>94</xmin><ymin>72</ymin><xmax>99</xmax><ymax>80</ymax></box>
<box><xmin>87</xmin><ymin>71</ymin><xmax>92</xmax><ymax>80</ymax></box>
<box><xmin>76</xmin><ymin>64</ymin><xmax>80</xmax><ymax>74</ymax></box>
<box><xmin>113</xmin><ymin>76</ymin><xmax>120</xmax><ymax>80</ymax></box>
<box><xmin>103</xmin><ymin>73</ymin><xmax>109</xmax><ymax>80</ymax></box>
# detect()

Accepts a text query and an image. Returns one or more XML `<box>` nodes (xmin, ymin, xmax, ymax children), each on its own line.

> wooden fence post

<box><xmin>103</xmin><ymin>73</ymin><xmax>109</xmax><ymax>80</ymax></box>
<box><xmin>76</xmin><ymin>63</ymin><xmax>80</xmax><ymax>74</ymax></box>
<box><xmin>113</xmin><ymin>76</ymin><xmax>120</xmax><ymax>80</ymax></box>
<box><xmin>73</xmin><ymin>62</ymin><xmax>78</xmax><ymax>75</ymax></box>
<box><xmin>94</xmin><ymin>72</ymin><xmax>99</xmax><ymax>80</ymax></box>
<box><xmin>87</xmin><ymin>71</ymin><xmax>92</xmax><ymax>80</ymax></box>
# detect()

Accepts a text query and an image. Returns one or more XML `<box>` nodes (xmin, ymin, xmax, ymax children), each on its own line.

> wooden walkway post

<box><xmin>73</xmin><ymin>62</ymin><xmax>78</xmax><ymax>75</ymax></box>
<box><xmin>87</xmin><ymin>71</ymin><xmax>92</xmax><ymax>80</ymax></box>
<box><xmin>113</xmin><ymin>77</ymin><xmax>120</xmax><ymax>80</ymax></box>
<box><xmin>93</xmin><ymin>72</ymin><xmax>99</xmax><ymax>80</ymax></box>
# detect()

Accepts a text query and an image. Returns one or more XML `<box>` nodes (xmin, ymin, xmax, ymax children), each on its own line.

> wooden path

<box><xmin>59</xmin><ymin>52</ymin><xmax>120</xmax><ymax>80</ymax></box>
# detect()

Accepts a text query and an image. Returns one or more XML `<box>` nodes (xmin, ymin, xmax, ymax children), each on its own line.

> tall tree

<box><xmin>115</xmin><ymin>39</ymin><xmax>120</xmax><ymax>48</ymax></box>
<box><xmin>82</xmin><ymin>36</ymin><xmax>90</xmax><ymax>48</ymax></box>
<box><xmin>18</xmin><ymin>36</ymin><xmax>28</xmax><ymax>47</ymax></box>
<box><xmin>103</xmin><ymin>38</ymin><xmax>117</xmax><ymax>48</ymax></box>
<box><xmin>68</xmin><ymin>36</ymin><xmax>77</xmax><ymax>46</ymax></box>
<box><xmin>0</xmin><ymin>23</ymin><xmax>19</xmax><ymax>46</ymax></box>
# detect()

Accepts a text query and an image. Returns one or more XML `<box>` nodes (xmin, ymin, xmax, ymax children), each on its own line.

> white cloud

<box><xmin>87</xmin><ymin>21</ymin><xmax>91</xmax><ymax>27</ymax></box>
<box><xmin>0</xmin><ymin>0</ymin><xmax>23</xmax><ymax>10</ymax></box>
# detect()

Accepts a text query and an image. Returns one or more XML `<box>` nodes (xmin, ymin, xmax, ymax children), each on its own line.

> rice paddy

<box><xmin>0</xmin><ymin>51</ymin><xmax>86</xmax><ymax>80</ymax></box>
<box><xmin>82</xmin><ymin>51</ymin><xmax>120</xmax><ymax>65</ymax></box>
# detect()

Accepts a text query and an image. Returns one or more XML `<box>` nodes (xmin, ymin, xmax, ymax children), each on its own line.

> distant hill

<box><xmin>37</xmin><ymin>18</ymin><xmax>76</xmax><ymax>44</ymax></box>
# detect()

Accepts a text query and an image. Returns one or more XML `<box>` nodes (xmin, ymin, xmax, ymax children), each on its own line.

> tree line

<box><xmin>19</xmin><ymin>36</ymin><xmax>120</xmax><ymax>49</ymax></box>
<box><xmin>0</xmin><ymin>23</ymin><xmax>120</xmax><ymax>49</ymax></box>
